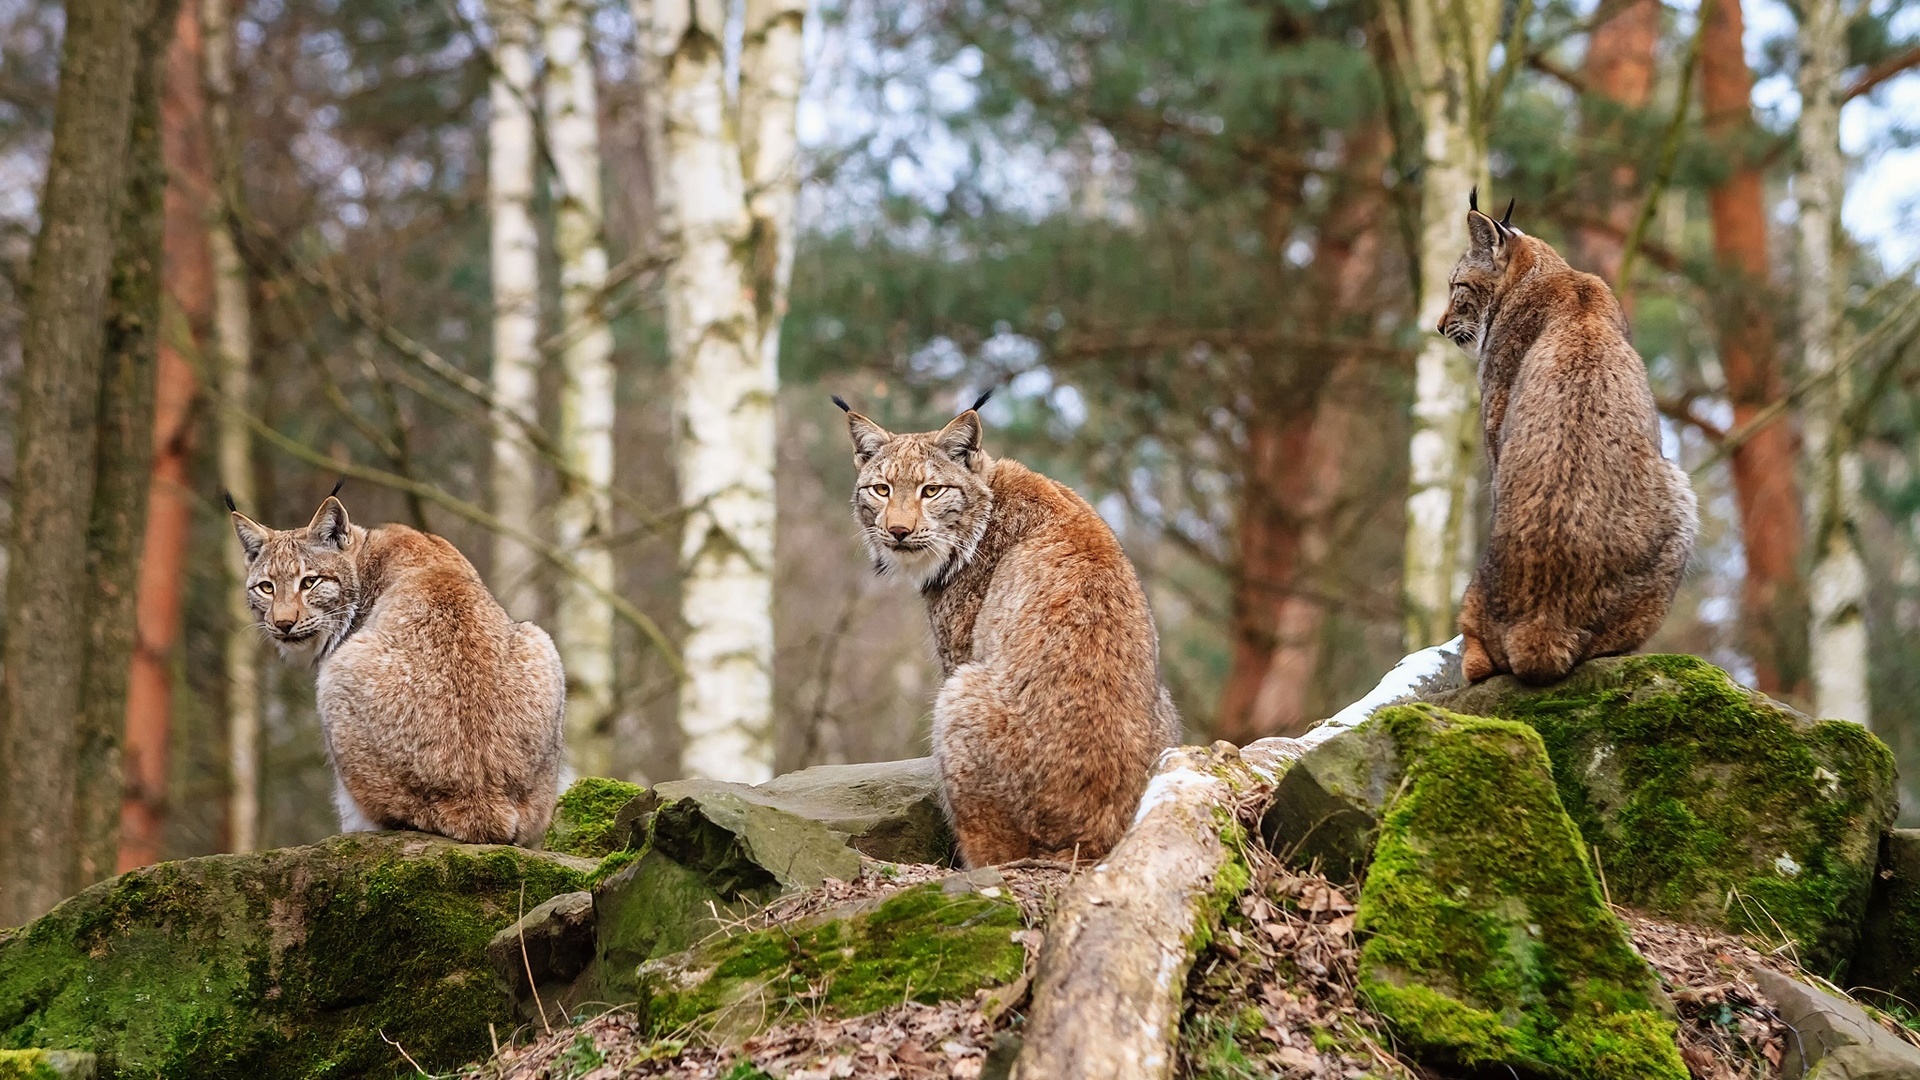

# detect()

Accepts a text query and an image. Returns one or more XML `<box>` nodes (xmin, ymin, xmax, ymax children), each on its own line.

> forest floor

<box><xmin>460</xmin><ymin>860</ymin><xmax>1891</xmax><ymax>1080</ymax></box>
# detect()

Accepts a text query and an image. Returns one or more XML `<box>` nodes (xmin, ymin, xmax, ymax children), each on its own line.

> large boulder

<box><xmin>1351</xmin><ymin>705</ymin><xmax>1686</xmax><ymax>1080</ymax></box>
<box><xmin>0</xmin><ymin>833</ymin><xmax>592</xmax><ymax>1080</ymax></box>
<box><xmin>635</xmin><ymin>874</ymin><xmax>1027</xmax><ymax>1044</ymax></box>
<box><xmin>1427</xmin><ymin>655</ymin><xmax>1896</xmax><ymax>973</ymax></box>
<box><xmin>1752</xmin><ymin>968</ymin><xmax>1920</xmax><ymax>1079</ymax></box>
<box><xmin>1853</xmin><ymin>830</ymin><xmax>1920</xmax><ymax>1004</ymax></box>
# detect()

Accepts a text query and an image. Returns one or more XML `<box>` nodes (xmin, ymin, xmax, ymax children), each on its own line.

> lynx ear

<box><xmin>841</xmin><ymin>405</ymin><xmax>894</xmax><ymax>465</ymax></box>
<box><xmin>307</xmin><ymin>496</ymin><xmax>352</xmax><ymax>550</ymax></box>
<box><xmin>1466</xmin><ymin>209</ymin><xmax>1507</xmax><ymax>260</ymax></box>
<box><xmin>231</xmin><ymin>511</ymin><xmax>269</xmax><ymax>563</ymax></box>
<box><xmin>935</xmin><ymin>410</ymin><xmax>986</xmax><ymax>472</ymax></box>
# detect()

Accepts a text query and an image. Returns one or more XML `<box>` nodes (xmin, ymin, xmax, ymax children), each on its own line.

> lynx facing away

<box><xmin>231</xmin><ymin>496</ymin><xmax>566</xmax><ymax>845</ymax></box>
<box><xmin>1439</xmin><ymin>195</ymin><xmax>1698</xmax><ymax>684</ymax></box>
<box><xmin>837</xmin><ymin>397</ymin><xmax>1181</xmax><ymax>866</ymax></box>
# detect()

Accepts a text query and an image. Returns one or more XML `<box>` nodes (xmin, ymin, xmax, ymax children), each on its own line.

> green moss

<box><xmin>0</xmin><ymin>1050</ymin><xmax>62</xmax><ymax>1080</ymax></box>
<box><xmin>544</xmin><ymin>778</ymin><xmax>648</xmax><ymax>858</ymax></box>
<box><xmin>1433</xmin><ymin>655</ymin><xmax>1897</xmax><ymax>973</ymax></box>
<box><xmin>639</xmin><ymin>883</ymin><xmax>1025</xmax><ymax>1041</ymax></box>
<box><xmin>1356</xmin><ymin>705</ymin><xmax>1686</xmax><ymax>1080</ymax></box>
<box><xmin>0</xmin><ymin>833</ymin><xmax>590</xmax><ymax>1079</ymax></box>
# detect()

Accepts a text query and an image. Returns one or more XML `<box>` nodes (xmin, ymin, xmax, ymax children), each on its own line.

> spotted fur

<box><xmin>231</xmin><ymin>496</ymin><xmax>566</xmax><ymax>845</ymax></box>
<box><xmin>840</xmin><ymin>402</ymin><xmax>1181</xmax><ymax>866</ymax></box>
<box><xmin>1440</xmin><ymin>200</ymin><xmax>1699</xmax><ymax>685</ymax></box>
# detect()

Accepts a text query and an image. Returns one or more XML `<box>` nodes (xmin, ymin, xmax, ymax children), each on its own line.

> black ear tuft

<box><xmin>969</xmin><ymin>389</ymin><xmax>993</xmax><ymax>413</ymax></box>
<box><xmin>223</xmin><ymin>489</ymin><xmax>238</xmax><ymax>513</ymax></box>
<box><xmin>329</xmin><ymin>476</ymin><xmax>345</xmax><ymax>499</ymax></box>
<box><xmin>1500</xmin><ymin>198</ymin><xmax>1515</xmax><ymax>230</ymax></box>
<box><xmin>831</xmin><ymin>394</ymin><xmax>852</xmax><ymax>413</ymax></box>
<box><xmin>1469</xmin><ymin>185</ymin><xmax>1479</xmax><ymax>213</ymax></box>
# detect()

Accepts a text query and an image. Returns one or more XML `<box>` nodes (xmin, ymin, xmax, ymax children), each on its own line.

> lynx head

<box><xmin>836</xmin><ymin>393</ymin><xmax>995</xmax><ymax>590</ymax></box>
<box><xmin>230</xmin><ymin>494</ymin><xmax>365</xmax><ymax>665</ymax></box>
<box><xmin>1438</xmin><ymin>188</ymin><xmax>1520</xmax><ymax>353</ymax></box>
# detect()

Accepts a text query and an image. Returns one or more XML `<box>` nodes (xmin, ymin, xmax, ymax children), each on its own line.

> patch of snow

<box><xmin>1131</xmin><ymin>765</ymin><xmax>1217</xmax><ymax>826</ymax></box>
<box><xmin>1775</xmin><ymin>853</ymin><xmax>1802</xmax><ymax>876</ymax></box>
<box><xmin>1297</xmin><ymin>636</ymin><xmax>1463</xmax><ymax>750</ymax></box>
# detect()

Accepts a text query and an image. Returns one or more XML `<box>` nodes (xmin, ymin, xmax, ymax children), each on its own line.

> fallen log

<box><xmin>1011</xmin><ymin>740</ymin><xmax>1303</xmax><ymax>1080</ymax></box>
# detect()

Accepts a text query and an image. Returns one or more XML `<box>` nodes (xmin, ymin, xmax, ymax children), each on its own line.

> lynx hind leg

<box><xmin>415</xmin><ymin>795</ymin><xmax>522</xmax><ymax>846</ymax></box>
<box><xmin>1504</xmin><ymin>616</ymin><xmax>1587</xmax><ymax>686</ymax></box>
<box><xmin>933</xmin><ymin>665</ymin><xmax>1037</xmax><ymax>868</ymax></box>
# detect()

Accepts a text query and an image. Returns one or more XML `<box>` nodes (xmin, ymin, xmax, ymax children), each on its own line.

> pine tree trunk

<box><xmin>203</xmin><ymin>0</ymin><xmax>261</xmax><ymax>852</ymax></box>
<box><xmin>542</xmin><ymin>0</ymin><xmax>621</xmax><ymax>778</ymax></box>
<box><xmin>122</xmin><ymin>0</ymin><xmax>213</xmax><ymax>873</ymax></box>
<box><xmin>1796</xmin><ymin>0</ymin><xmax>1868</xmax><ymax>723</ymax></box>
<box><xmin>1573</xmin><ymin>0</ymin><xmax>1660</xmax><ymax>287</ymax></box>
<box><xmin>1392</xmin><ymin>0</ymin><xmax>1500</xmax><ymax>649</ymax></box>
<box><xmin>1</xmin><ymin>0</ymin><xmax>154</xmax><ymax>925</ymax></box>
<box><xmin>488</xmin><ymin>0</ymin><xmax>544</xmax><ymax>625</ymax></box>
<box><xmin>1701</xmin><ymin>0</ymin><xmax>1808</xmax><ymax>699</ymax></box>
<box><xmin>644</xmin><ymin>0</ymin><xmax>795</xmax><ymax>783</ymax></box>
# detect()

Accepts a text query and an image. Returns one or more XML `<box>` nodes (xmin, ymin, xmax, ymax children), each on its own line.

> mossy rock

<box><xmin>1356</xmin><ymin>705</ymin><xmax>1687</xmax><ymax>1080</ymax></box>
<box><xmin>636</xmin><ymin>877</ymin><xmax>1026</xmax><ymax>1044</ymax></box>
<box><xmin>0</xmin><ymin>1050</ymin><xmax>94</xmax><ymax>1080</ymax></box>
<box><xmin>543</xmin><ymin>777</ymin><xmax>648</xmax><ymax>858</ymax></box>
<box><xmin>756</xmin><ymin>759</ymin><xmax>954</xmax><ymax>865</ymax></box>
<box><xmin>1852</xmin><ymin>829</ymin><xmax>1920</xmax><ymax>1004</ymax></box>
<box><xmin>0</xmin><ymin>833</ymin><xmax>592</xmax><ymax>1079</ymax></box>
<box><xmin>1261</xmin><ymin>720</ymin><xmax>1404</xmax><ymax>882</ymax></box>
<box><xmin>1429</xmin><ymin>654</ymin><xmax>1897</xmax><ymax>973</ymax></box>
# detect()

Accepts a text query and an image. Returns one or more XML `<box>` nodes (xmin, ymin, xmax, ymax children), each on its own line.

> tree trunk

<box><xmin>487</xmin><ymin>0</ymin><xmax>544</xmax><ymax>625</ymax></box>
<box><xmin>1572</xmin><ymin>0</ymin><xmax>1660</xmax><ymax>287</ymax></box>
<box><xmin>542</xmin><ymin>0</ymin><xmax>621</xmax><ymax>777</ymax></box>
<box><xmin>1392</xmin><ymin>0</ymin><xmax>1501</xmax><ymax>649</ymax></box>
<box><xmin>644</xmin><ymin>0</ymin><xmax>796</xmax><ymax>783</ymax></box>
<box><xmin>1796</xmin><ymin>0</ymin><xmax>1867</xmax><ymax>723</ymax></box>
<box><xmin>1701</xmin><ymin>0</ymin><xmax>1808</xmax><ymax>700</ymax></box>
<box><xmin>203</xmin><ymin>0</ymin><xmax>261</xmax><ymax>852</ymax></box>
<box><xmin>122</xmin><ymin>0</ymin><xmax>213</xmax><ymax>873</ymax></box>
<box><xmin>1218</xmin><ymin>127</ymin><xmax>1390</xmax><ymax>743</ymax></box>
<box><xmin>1013</xmin><ymin>741</ymin><xmax>1303</xmax><ymax>1078</ymax></box>
<box><xmin>0</xmin><ymin>0</ymin><xmax>154</xmax><ymax>925</ymax></box>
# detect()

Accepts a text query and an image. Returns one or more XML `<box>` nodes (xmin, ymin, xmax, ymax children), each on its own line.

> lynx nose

<box><xmin>274</xmin><ymin>617</ymin><xmax>297</xmax><ymax>633</ymax></box>
<box><xmin>888</xmin><ymin>525</ymin><xmax>912</xmax><ymax>540</ymax></box>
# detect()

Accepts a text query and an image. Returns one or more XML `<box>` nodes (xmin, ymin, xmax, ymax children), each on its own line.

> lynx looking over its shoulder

<box><xmin>230</xmin><ymin>495</ymin><xmax>566</xmax><ymax>846</ymax></box>
<box><xmin>836</xmin><ymin>396</ymin><xmax>1180</xmax><ymax>867</ymax></box>
<box><xmin>1439</xmin><ymin>194</ymin><xmax>1698</xmax><ymax>684</ymax></box>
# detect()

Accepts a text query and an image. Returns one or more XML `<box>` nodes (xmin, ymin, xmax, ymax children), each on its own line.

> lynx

<box><xmin>836</xmin><ymin>395</ymin><xmax>1181</xmax><ymax>866</ymax></box>
<box><xmin>230</xmin><ymin>494</ymin><xmax>566</xmax><ymax>846</ymax></box>
<box><xmin>1439</xmin><ymin>193</ymin><xmax>1698</xmax><ymax>684</ymax></box>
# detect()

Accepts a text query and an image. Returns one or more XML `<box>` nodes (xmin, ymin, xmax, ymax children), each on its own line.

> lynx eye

<box><xmin>869</xmin><ymin>483</ymin><xmax>890</xmax><ymax>498</ymax></box>
<box><xmin>300</xmin><ymin>576</ymin><xmax>322</xmax><ymax>591</ymax></box>
<box><xmin>254</xmin><ymin>581</ymin><xmax>273</xmax><ymax>596</ymax></box>
<box><xmin>922</xmin><ymin>484</ymin><xmax>944</xmax><ymax>499</ymax></box>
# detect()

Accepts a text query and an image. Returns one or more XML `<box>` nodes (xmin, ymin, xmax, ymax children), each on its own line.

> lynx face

<box><xmin>1438</xmin><ymin>207</ymin><xmax>1515</xmax><ymax>353</ymax></box>
<box><xmin>839</xmin><ymin>403</ymin><xmax>994</xmax><ymax>590</ymax></box>
<box><xmin>230</xmin><ymin>496</ymin><xmax>363</xmax><ymax>665</ymax></box>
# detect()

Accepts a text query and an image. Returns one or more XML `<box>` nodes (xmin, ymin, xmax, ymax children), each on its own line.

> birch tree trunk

<box><xmin>488</xmin><ymin>0</ymin><xmax>544</xmax><ymax>625</ymax></box>
<box><xmin>123</xmin><ymin>0</ymin><xmax>214</xmax><ymax>873</ymax></box>
<box><xmin>542</xmin><ymin>0</ymin><xmax>620</xmax><ymax>776</ymax></box>
<box><xmin>0</xmin><ymin>0</ymin><xmax>152</xmax><ymax>926</ymax></box>
<box><xmin>1391</xmin><ymin>0</ymin><xmax>1500</xmax><ymax>649</ymax></box>
<box><xmin>644</xmin><ymin>0</ymin><xmax>804</xmax><ymax>783</ymax></box>
<box><xmin>1797</xmin><ymin>0</ymin><xmax>1869</xmax><ymax>724</ymax></box>
<box><xmin>204</xmin><ymin>0</ymin><xmax>262</xmax><ymax>853</ymax></box>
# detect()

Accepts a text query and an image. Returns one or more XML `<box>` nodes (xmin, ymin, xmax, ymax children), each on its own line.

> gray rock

<box><xmin>1260</xmin><ymin>720</ymin><xmax>1402</xmax><ymax>881</ymax></box>
<box><xmin>1754</xmin><ymin>968</ymin><xmax>1920</xmax><ymax>1079</ymax></box>
<box><xmin>487</xmin><ymin>890</ymin><xmax>597</xmax><ymax>1025</ymax></box>
<box><xmin>757</xmin><ymin>758</ymin><xmax>954</xmax><ymax>864</ymax></box>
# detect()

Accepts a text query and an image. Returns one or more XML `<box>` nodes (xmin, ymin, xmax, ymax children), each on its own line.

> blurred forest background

<box><xmin>0</xmin><ymin>0</ymin><xmax>1917</xmax><ymax>921</ymax></box>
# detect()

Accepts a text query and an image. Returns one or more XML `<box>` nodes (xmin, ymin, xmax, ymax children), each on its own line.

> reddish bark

<box><xmin>1217</xmin><ymin>128</ymin><xmax>1390</xmax><ymax>743</ymax></box>
<box><xmin>119</xmin><ymin>0</ymin><xmax>212</xmax><ymax>872</ymax></box>
<box><xmin>1573</xmin><ymin>0</ymin><xmax>1660</xmax><ymax>288</ymax></box>
<box><xmin>1700</xmin><ymin>0</ymin><xmax>1807</xmax><ymax>698</ymax></box>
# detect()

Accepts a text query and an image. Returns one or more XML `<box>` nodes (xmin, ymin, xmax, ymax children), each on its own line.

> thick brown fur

<box><xmin>1439</xmin><ymin>202</ymin><xmax>1699</xmax><ymax>685</ymax></box>
<box><xmin>840</xmin><ymin>403</ymin><xmax>1181</xmax><ymax>867</ymax></box>
<box><xmin>230</xmin><ymin>496</ymin><xmax>565</xmax><ymax>846</ymax></box>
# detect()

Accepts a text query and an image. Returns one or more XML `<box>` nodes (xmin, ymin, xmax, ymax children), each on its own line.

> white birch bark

<box><xmin>643</xmin><ymin>0</ymin><xmax>802</xmax><ymax>783</ymax></box>
<box><xmin>204</xmin><ymin>0</ymin><xmax>261</xmax><ymax>853</ymax></box>
<box><xmin>488</xmin><ymin>0</ymin><xmax>544</xmax><ymax>624</ymax></box>
<box><xmin>1797</xmin><ymin>0</ymin><xmax>1870</xmax><ymax>724</ymax></box>
<box><xmin>1391</xmin><ymin>0</ymin><xmax>1500</xmax><ymax>649</ymax></box>
<box><xmin>541</xmin><ymin>0</ymin><xmax>620</xmax><ymax>776</ymax></box>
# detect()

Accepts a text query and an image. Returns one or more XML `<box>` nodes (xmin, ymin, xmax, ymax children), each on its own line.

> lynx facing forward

<box><xmin>1440</xmin><ymin>195</ymin><xmax>1698</xmax><ymax>684</ymax></box>
<box><xmin>231</xmin><ymin>495</ymin><xmax>566</xmax><ymax>845</ymax></box>
<box><xmin>837</xmin><ymin>397</ymin><xmax>1180</xmax><ymax>866</ymax></box>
